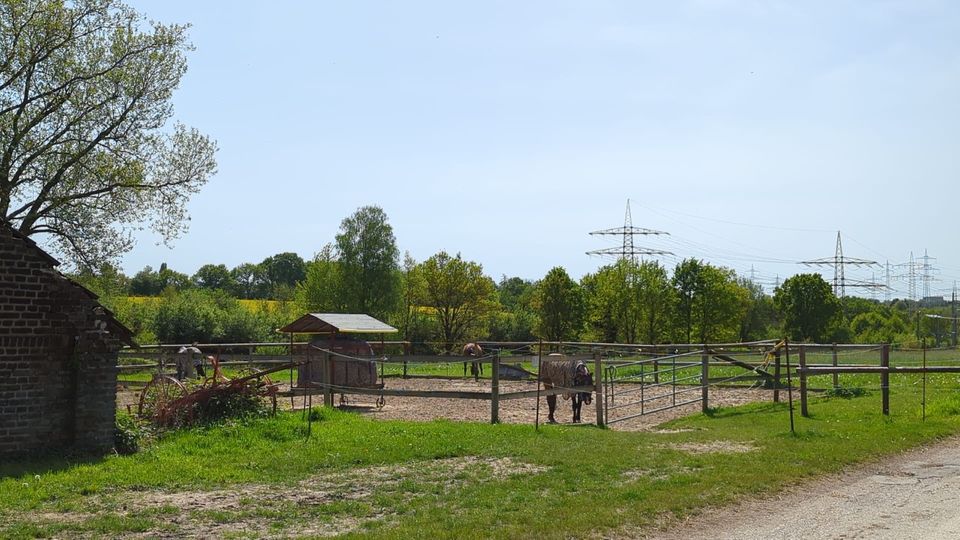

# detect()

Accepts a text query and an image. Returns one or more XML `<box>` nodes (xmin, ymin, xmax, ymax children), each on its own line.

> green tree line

<box><xmin>73</xmin><ymin>206</ymin><xmax>957</xmax><ymax>350</ymax></box>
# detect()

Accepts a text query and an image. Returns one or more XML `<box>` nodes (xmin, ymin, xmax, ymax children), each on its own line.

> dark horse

<box><xmin>462</xmin><ymin>342</ymin><xmax>483</xmax><ymax>381</ymax></box>
<box><xmin>541</xmin><ymin>355</ymin><xmax>594</xmax><ymax>423</ymax></box>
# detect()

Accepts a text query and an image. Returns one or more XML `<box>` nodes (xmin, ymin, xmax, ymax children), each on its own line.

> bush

<box><xmin>114</xmin><ymin>412</ymin><xmax>151</xmax><ymax>455</ymax></box>
<box><xmin>824</xmin><ymin>387</ymin><xmax>869</xmax><ymax>399</ymax></box>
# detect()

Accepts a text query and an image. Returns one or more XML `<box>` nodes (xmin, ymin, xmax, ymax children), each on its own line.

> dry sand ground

<box><xmin>119</xmin><ymin>377</ymin><xmax>770</xmax><ymax>430</ymax></box>
<box><xmin>273</xmin><ymin>377</ymin><xmax>768</xmax><ymax>431</ymax></box>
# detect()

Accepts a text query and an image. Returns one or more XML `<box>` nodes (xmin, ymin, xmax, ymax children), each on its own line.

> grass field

<box><xmin>5</xmin><ymin>378</ymin><xmax>960</xmax><ymax>538</ymax></box>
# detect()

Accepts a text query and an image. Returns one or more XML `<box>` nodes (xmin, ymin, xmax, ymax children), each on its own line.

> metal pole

<box><xmin>672</xmin><ymin>352</ymin><xmax>677</xmax><ymax>406</ymax></box>
<box><xmin>922</xmin><ymin>339</ymin><xmax>927</xmax><ymax>421</ymax></box>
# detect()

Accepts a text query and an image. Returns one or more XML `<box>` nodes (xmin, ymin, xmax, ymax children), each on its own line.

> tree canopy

<box><xmin>414</xmin><ymin>251</ymin><xmax>497</xmax><ymax>352</ymax></box>
<box><xmin>774</xmin><ymin>273</ymin><xmax>841</xmax><ymax>342</ymax></box>
<box><xmin>0</xmin><ymin>0</ymin><xmax>217</xmax><ymax>267</ymax></box>
<box><xmin>533</xmin><ymin>266</ymin><xmax>584</xmax><ymax>341</ymax></box>
<box><xmin>335</xmin><ymin>205</ymin><xmax>400</xmax><ymax>319</ymax></box>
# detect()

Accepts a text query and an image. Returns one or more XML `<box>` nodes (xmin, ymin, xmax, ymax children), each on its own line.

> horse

<box><xmin>462</xmin><ymin>342</ymin><xmax>484</xmax><ymax>381</ymax></box>
<box><xmin>539</xmin><ymin>354</ymin><xmax>594</xmax><ymax>423</ymax></box>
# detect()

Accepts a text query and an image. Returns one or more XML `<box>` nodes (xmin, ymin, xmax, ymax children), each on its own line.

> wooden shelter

<box><xmin>279</xmin><ymin>314</ymin><xmax>397</xmax><ymax>401</ymax></box>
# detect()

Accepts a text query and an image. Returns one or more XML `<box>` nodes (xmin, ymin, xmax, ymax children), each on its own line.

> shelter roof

<box><xmin>278</xmin><ymin>313</ymin><xmax>398</xmax><ymax>335</ymax></box>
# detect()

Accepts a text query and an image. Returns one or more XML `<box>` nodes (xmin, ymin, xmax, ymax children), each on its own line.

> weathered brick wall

<box><xmin>0</xmin><ymin>226</ymin><xmax>120</xmax><ymax>458</ymax></box>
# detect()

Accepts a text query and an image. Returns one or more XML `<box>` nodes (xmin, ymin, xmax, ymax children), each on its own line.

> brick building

<box><xmin>0</xmin><ymin>222</ymin><xmax>134</xmax><ymax>458</ymax></box>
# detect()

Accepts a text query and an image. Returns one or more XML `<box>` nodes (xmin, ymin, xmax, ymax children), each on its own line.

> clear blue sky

<box><xmin>123</xmin><ymin>0</ymin><xmax>959</xmax><ymax>300</ymax></box>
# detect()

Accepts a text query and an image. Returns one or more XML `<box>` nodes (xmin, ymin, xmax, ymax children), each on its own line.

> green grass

<box><xmin>6</xmin><ymin>380</ymin><xmax>960</xmax><ymax>539</ymax></box>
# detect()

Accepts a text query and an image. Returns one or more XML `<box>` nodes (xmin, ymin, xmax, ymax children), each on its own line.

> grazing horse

<box><xmin>462</xmin><ymin>342</ymin><xmax>483</xmax><ymax>381</ymax></box>
<box><xmin>540</xmin><ymin>354</ymin><xmax>594</xmax><ymax>423</ymax></box>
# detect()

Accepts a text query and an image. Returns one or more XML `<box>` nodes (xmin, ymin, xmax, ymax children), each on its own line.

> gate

<box><xmin>603</xmin><ymin>349</ymin><xmax>707</xmax><ymax>425</ymax></box>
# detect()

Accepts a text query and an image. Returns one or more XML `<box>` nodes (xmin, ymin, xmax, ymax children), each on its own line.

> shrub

<box><xmin>114</xmin><ymin>412</ymin><xmax>151</xmax><ymax>455</ymax></box>
<box><xmin>824</xmin><ymin>387</ymin><xmax>869</xmax><ymax>399</ymax></box>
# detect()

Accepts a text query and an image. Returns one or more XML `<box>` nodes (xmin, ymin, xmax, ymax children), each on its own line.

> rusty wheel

<box><xmin>237</xmin><ymin>367</ymin><xmax>273</xmax><ymax>386</ymax></box>
<box><xmin>138</xmin><ymin>375</ymin><xmax>187</xmax><ymax>420</ymax></box>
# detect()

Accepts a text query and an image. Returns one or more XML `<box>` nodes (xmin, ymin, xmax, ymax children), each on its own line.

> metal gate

<box><xmin>603</xmin><ymin>349</ymin><xmax>706</xmax><ymax>425</ymax></box>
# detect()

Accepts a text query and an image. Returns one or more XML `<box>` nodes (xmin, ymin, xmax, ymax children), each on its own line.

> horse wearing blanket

<box><xmin>540</xmin><ymin>354</ymin><xmax>593</xmax><ymax>423</ymax></box>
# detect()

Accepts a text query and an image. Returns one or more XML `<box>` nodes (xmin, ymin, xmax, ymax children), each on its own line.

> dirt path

<box><xmin>651</xmin><ymin>436</ymin><xmax>960</xmax><ymax>540</ymax></box>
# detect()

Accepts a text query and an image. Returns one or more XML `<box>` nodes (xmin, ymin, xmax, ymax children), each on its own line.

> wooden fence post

<box><xmin>323</xmin><ymin>351</ymin><xmax>334</xmax><ymax>407</ymax></box>
<box><xmin>491</xmin><ymin>352</ymin><xmax>500</xmax><ymax>424</ymax></box>
<box><xmin>832</xmin><ymin>342</ymin><xmax>839</xmax><ymax>389</ymax></box>
<box><xmin>701</xmin><ymin>350</ymin><xmax>709</xmax><ymax>413</ymax></box>
<box><xmin>881</xmin><ymin>343</ymin><xmax>890</xmax><ymax>415</ymax></box>
<box><xmin>785</xmin><ymin>339</ymin><xmax>795</xmax><ymax>433</ymax></box>
<box><xmin>773</xmin><ymin>350</ymin><xmax>781</xmax><ymax>403</ymax></box>
<box><xmin>594</xmin><ymin>351</ymin><xmax>604</xmax><ymax>427</ymax></box>
<box><xmin>799</xmin><ymin>345</ymin><xmax>808</xmax><ymax>417</ymax></box>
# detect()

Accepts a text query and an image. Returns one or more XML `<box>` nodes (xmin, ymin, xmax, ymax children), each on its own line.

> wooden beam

<box><xmin>499</xmin><ymin>385</ymin><xmax>595</xmax><ymax>401</ymax></box>
<box><xmin>286</xmin><ymin>387</ymin><xmax>492</xmax><ymax>400</ymax></box>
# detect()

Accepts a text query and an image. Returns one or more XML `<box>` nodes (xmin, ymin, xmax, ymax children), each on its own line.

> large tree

<box><xmin>296</xmin><ymin>244</ymin><xmax>343</xmax><ymax>313</ymax></box>
<box><xmin>335</xmin><ymin>205</ymin><xmax>400</xmax><ymax>319</ymax></box>
<box><xmin>634</xmin><ymin>261</ymin><xmax>674</xmax><ymax>345</ymax></box>
<box><xmin>192</xmin><ymin>263</ymin><xmax>232</xmax><ymax>291</ymax></box>
<box><xmin>260</xmin><ymin>252</ymin><xmax>306</xmax><ymax>299</ymax></box>
<box><xmin>230</xmin><ymin>262</ymin><xmax>267</xmax><ymax>299</ymax></box>
<box><xmin>0</xmin><ymin>0</ymin><xmax>217</xmax><ymax>267</ymax></box>
<box><xmin>672</xmin><ymin>258</ymin><xmax>748</xmax><ymax>344</ymax></box>
<box><xmin>414</xmin><ymin>251</ymin><xmax>497</xmax><ymax>352</ymax></box>
<box><xmin>533</xmin><ymin>266</ymin><xmax>584</xmax><ymax>341</ymax></box>
<box><xmin>773</xmin><ymin>273</ymin><xmax>841</xmax><ymax>342</ymax></box>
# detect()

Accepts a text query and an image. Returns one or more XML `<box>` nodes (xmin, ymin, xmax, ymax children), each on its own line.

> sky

<box><xmin>119</xmin><ymin>0</ymin><xmax>959</xmax><ymax>300</ymax></box>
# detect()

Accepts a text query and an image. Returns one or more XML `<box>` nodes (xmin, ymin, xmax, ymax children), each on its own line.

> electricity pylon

<box><xmin>586</xmin><ymin>199</ymin><xmax>672</xmax><ymax>261</ymax></box>
<box><xmin>799</xmin><ymin>231</ymin><xmax>881</xmax><ymax>298</ymax></box>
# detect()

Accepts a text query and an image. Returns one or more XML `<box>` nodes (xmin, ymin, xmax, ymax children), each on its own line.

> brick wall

<box><xmin>0</xmin><ymin>226</ymin><xmax>122</xmax><ymax>458</ymax></box>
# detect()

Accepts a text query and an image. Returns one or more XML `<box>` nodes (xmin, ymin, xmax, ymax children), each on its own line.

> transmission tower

<box><xmin>918</xmin><ymin>249</ymin><xmax>938</xmax><ymax>299</ymax></box>
<box><xmin>953</xmin><ymin>282</ymin><xmax>958</xmax><ymax>347</ymax></box>
<box><xmin>586</xmin><ymin>199</ymin><xmax>673</xmax><ymax>261</ymax></box>
<box><xmin>884</xmin><ymin>261</ymin><xmax>891</xmax><ymax>303</ymax></box>
<box><xmin>799</xmin><ymin>231</ymin><xmax>880</xmax><ymax>298</ymax></box>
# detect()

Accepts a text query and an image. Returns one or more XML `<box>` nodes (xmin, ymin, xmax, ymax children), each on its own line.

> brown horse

<box><xmin>462</xmin><ymin>342</ymin><xmax>484</xmax><ymax>381</ymax></box>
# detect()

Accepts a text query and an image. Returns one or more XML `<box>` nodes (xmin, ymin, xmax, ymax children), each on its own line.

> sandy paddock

<box><xmin>275</xmin><ymin>377</ymin><xmax>771</xmax><ymax>431</ymax></box>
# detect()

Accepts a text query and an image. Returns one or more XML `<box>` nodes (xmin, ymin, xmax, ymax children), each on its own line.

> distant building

<box><xmin>920</xmin><ymin>296</ymin><xmax>947</xmax><ymax>308</ymax></box>
<box><xmin>0</xmin><ymin>222</ymin><xmax>134</xmax><ymax>458</ymax></box>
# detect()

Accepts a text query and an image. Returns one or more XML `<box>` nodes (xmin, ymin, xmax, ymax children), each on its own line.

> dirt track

<box><xmin>652</xmin><ymin>436</ymin><xmax>960</xmax><ymax>539</ymax></box>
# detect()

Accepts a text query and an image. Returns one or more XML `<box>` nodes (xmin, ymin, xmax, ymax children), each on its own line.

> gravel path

<box><xmin>652</xmin><ymin>436</ymin><xmax>960</xmax><ymax>539</ymax></box>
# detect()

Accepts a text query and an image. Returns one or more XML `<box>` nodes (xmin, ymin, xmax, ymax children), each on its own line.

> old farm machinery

<box><xmin>137</xmin><ymin>354</ymin><xmax>295</xmax><ymax>427</ymax></box>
